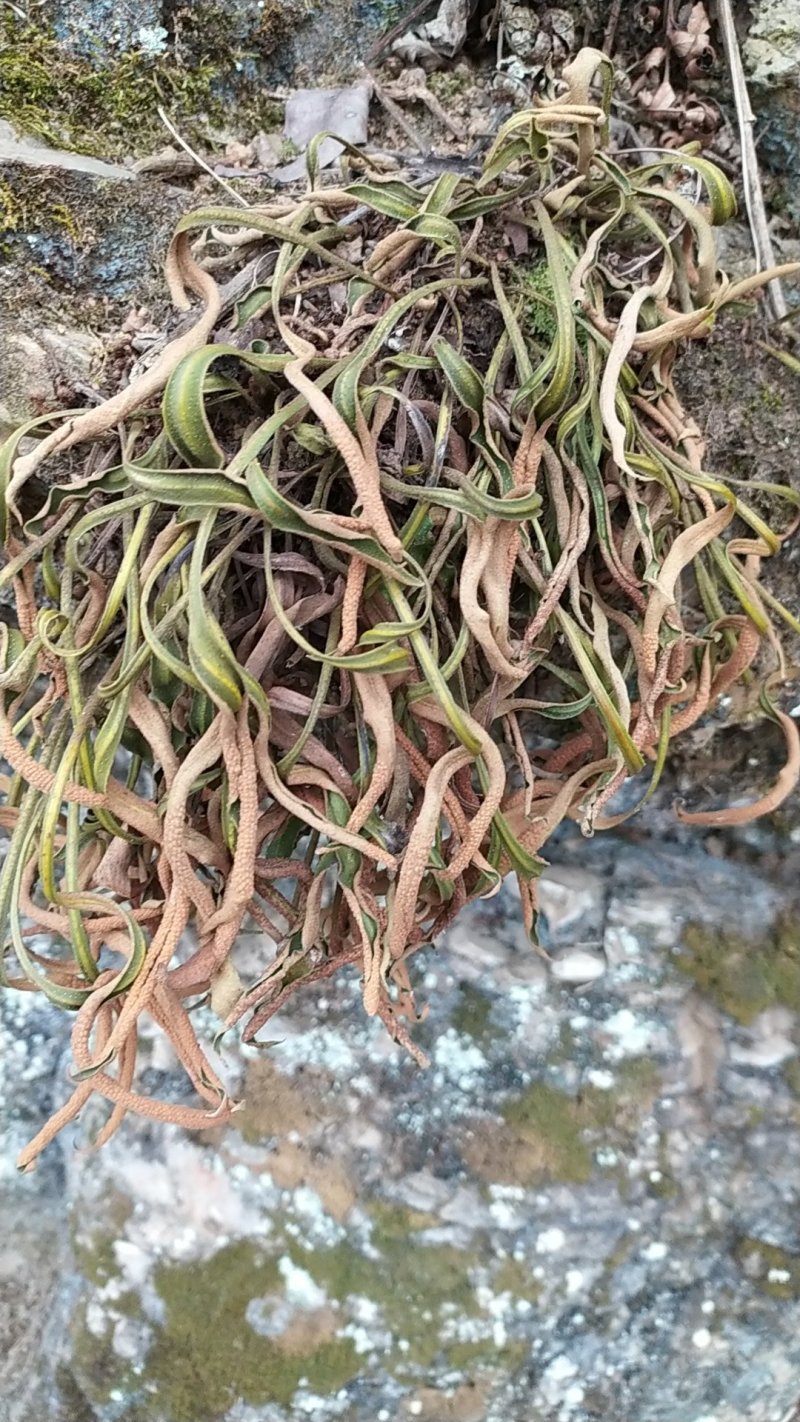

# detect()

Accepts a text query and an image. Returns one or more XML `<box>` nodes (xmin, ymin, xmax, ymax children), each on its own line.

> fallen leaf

<box><xmin>505</xmin><ymin>219</ymin><xmax>529</xmax><ymax>256</ymax></box>
<box><xmin>272</xmin><ymin>81</ymin><xmax>372</xmax><ymax>184</ymax></box>
<box><xmin>668</xmin><ymin>1</ymin><xmax>711</xmax><ymax>61</ymax></box>
<box><xmin>392</xmin><ymin>0</ymin><xmax>470</xmax><ymax>62</ymax></box>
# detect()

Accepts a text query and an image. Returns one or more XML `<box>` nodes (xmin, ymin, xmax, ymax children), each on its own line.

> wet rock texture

<box><xmin>4</xmin><ymin>828</ymin><xmax>800</xmax><ymax>1422</ymax></box>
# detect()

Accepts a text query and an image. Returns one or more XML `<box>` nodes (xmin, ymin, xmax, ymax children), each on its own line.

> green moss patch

<box><xmin>148</xmin><ymin>1242</ymin><xmax>357</xmax><ymax>1420</ymax></box>
<box><xmin>734</xmin><ymin>1236</ymin><xmax>800</xmax><ymax>1300</ymax></box>
<box><xmin>310</xmin><ymin>1211</ymin><xmax>483</xmax><ymax>1372</ymax></box>
<box><xmin>451</xmin><ymin>982</ymin><xmax>502</xmax><ymax>1045</ymax></box>
<box><xmin>676</xmin><ymin>917</ymin><xmax>800</xmax><ymax>1024</ymax></box>
<box><xmin>0</xmin><ymin>18</ymin><xmax>283</xmax><ymax>161</ymax></box>
<box><xmin>501</xmin><ymin>1081</ymin><xmax>595</xmax><ymax>1183</ymax></box>
<box><xmin>500</xmin><ymin>1063</ymin><xmax>661</xmax><ymax>1183</ymax></box>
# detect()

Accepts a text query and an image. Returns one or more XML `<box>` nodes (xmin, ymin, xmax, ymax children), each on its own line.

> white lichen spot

<box><xmin>692</xmin><ymin>1328</ymin><xmax>712</xmax><ymax>1349</ymax></box>
<box><xmin>343</xmin><ymin>1324</ymin><xmax>378</xmax><ymax>1355</ymax></box>
<box><xmin>278</xmin><ymin>1255</ymin><xmax>328</xmax><ymax>1311</ymax></box>
<box><xmin>768</xmin><ymin>1267</ymin><xmax>791</xmax><ymax>1284</ymax></box>
<box><xmin>136</xmin><ymin>24</ymin><xmax>168</xmax><ymax>54</ymax></box>
<box><xmin>276</xmin><ymin>1027</ymin><xmax>357</xmax><ymax>1075</ymax></box>
<box><xmin>604</xmin><ymin>926</ymin><xmax>642</xmax><ymax>962</ymax></box>
<box><xmin>565</xmin><ymin>1269</ymin><xmax>584</xmax><ymax>1294</ymax></box>
<box><xmin>585</xmin><ymin>1069</ymin><xmax>615</xmax><ymax>1090</ymax></box>
<box><xmin>351</xmin><ymin>1295</ymin><xmax>380</xmax><ymax>1324</ymax></box>
<box><xmin>296</xmin><ymin>1392</ymin><xmax>348</xmax><ymax>1416</ymax></box>
<box><xmin>540</xmin><ymin>1353</ymin><xmax>578</xmax><ymax>1402</ymax></box>
<box><xmin>246</xmin><ymin>1296</ymin><xmax>293</xmax><ymax>1338</ymax></box>
<box><xmin>641</xmin><ymin>1242</ymin><xmax>668</xmax><ymax>1262</ymax></box>
<box><xmin>432</xmin><ymin>1030</ymin><xmax>487</xmax><ymax>1083</ymax></box>
<box><xmin>535</xmin><ymin>1227</ymin><xmax>566</xmax><ymax>1254</ymax></box>
<box><xmin>595</xmin><ymin>1147</ymin><xmax>618</xmax><ymax>1167</ymax></box>
<box><xmin>113</xmin><ymin>1239</ymin><xmax>151</xmax><ymax>1289</ymax></box>
<box><xmin>289</xmin><ymin>1185</ymin><xmax>346</xmax><ymax>1247</ymax></box>
<box><xmin>112</xmin><ymin>1315</ymin><xmax>151</xmax><ymax>1362</ymax></box>
<box><xmin>489</xmin><ymin>1199</ymin><xmax>526</xmax><ymax>1230</ymax></box>
<box><xmin>602</xmin><ymin>1008</ymin><xmax>656</xmax><ymax>1059</ymax></box>
<box><xmin>564</xmin><ymin>1384</ymin><xmax>586</xmax><ymax>1406</ymax></box>
<box><xmin>85</xmin><ymin>1300</ymin><xmax>109</xmax><ymax>1339</ymax></box>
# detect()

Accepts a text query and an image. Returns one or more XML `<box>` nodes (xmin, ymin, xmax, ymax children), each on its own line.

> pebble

<box><xmin>550</xmin><ymin>949</ymin><xmax>607</xmax><ymax>984</ymax></box>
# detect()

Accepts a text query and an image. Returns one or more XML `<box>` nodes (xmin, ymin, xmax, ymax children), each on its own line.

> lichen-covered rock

<box><xmin>0</xmin><ymin>152</ymin><xmax>189</xmax><ymax>426</ymax></box>
<box><xmin>745</xmin><ymin>1</ymin><xmax>800</xmax><ymax>88</ymax></box>
<box><xmin>52</xmin><ymin>0</ymin><xmax>165</xmax><ymax>62</ymax></box>
<box><xmin>5</xmin><ymin>830</ymin><xmax>800</xmax><ymax>1421</ymax></box>
<box><xmin>0</xmin><ymin>159</ymin><xmax>187</xmax><ymax>305</ymax></box>
<box><xmin>744</xmin><ymin>1</ymin><xmax>800</xmax><ymax>220</ymax></box>
<box><xmin>43</xmin><ymin>0</ymin><xmax>416</xmax><ymax>104</ymax></box>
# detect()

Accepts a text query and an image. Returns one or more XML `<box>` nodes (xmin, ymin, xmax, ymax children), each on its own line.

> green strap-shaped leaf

<box><xmin>127</xmin><ymin>465</ymin><xmax>256</xmax><ymax>511</ymax></box>
<box><xmin>244</xmin><ymin>459</ymin><xmax>422</xmax><ymax>585</ymax></box>
<box><xmin>345</xmin><ymin>179</ymin><xmax>421</xmax><ymax>221</ymax></box>
<box><xmin>163</xmin><ymin>343</ymin><xmax>290</xmax><ymax>468</ymax></box>
<box><xmin>187</xmin><ymin>513</ymin><xmax>244</xmax><ymax>713</ymax></box>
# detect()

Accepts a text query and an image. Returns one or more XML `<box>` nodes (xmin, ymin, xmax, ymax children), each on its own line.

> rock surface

<box><xmin>3</xmin><ymin>827</ymin><xmax>800</xmax><ymax>1421</ymax></box>
<box><xmin>0</xmin><ymin>150</ymin><xmax>189</xmax><ymax>425</ymax></box>
<box><xmin>0</xmin><ymin>158</ymin><xmax>186</xmax><ymax>307</ymax></box>
<box><xmin>46</xmin><ymin>0</ymin><xmax>414</xmax><ymax>89</ymax></box>
<box><xmin>0</xmin><ymin>120</ymin><xmax>134</xmax><ymax>180</ymax></box>
<box><xmin>743</xmin><ymin>0</ymin><xmax>800</xmax><ymax>220</ymax></box>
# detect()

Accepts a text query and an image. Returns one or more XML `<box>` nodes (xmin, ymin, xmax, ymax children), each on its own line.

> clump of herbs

<box><xmin>1</xmin><ymin>50</ymin><xmax>798</xmax><ymax>1168</ymax></box>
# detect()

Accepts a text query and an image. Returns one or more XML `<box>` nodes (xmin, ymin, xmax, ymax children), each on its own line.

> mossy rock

<box><xmin>0</xmin><ymin>161</ymin><xmax>188</xmax><ymax>315</ymax></box>
<box><xmin>1</xmin><ymin>4</ymin><xmax>418</xmax><ymax>167</ymax></box>
<box><xmin>451</xmin><ymin>981</ymin><xmax>503</xmax><ymax>1045</ymax></box>
<box><xmin>498</xmin><ymin>1063</ymin><xmax>661</xmax><ymax>1185</ymax></box>
<box><xmin>0</xmin><ymin>15</ymin><xmax>284</xmax><ymax>161</ymax></box>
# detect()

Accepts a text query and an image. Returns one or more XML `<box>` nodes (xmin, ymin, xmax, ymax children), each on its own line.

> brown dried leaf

<box><xmin>668</xmin><ymin>1</ymin><xmax>711</xmax><ymax>60</ymax></box>
<box><xmin>641</xmin><ymin>77</ymin><xmax>678</xmax><ymax>112</ymax></box>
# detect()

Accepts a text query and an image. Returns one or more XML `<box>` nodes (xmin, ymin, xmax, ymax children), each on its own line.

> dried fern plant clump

<box><xmin>2</xmin><ymin>51</ymin><xmax>799</xmax><ymax>1167</ymax></box>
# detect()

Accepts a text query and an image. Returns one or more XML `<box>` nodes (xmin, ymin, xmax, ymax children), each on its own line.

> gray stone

<box><xmin>0</xmin><ymin>120</ymin><xmax>135</xmax><ymax>181</ymax></box>
<box><xmin>744</xmin><ymin>1</ymin><xmax>800</xmax><ymax>221</ymax></box>
<box><xmin>744</xmin><ymin>1</ymin><xmax>800</xmax><ymax>88</ymax></box>
<box><xmin>0</xmin><ymin>159</ymin><xmax>186</xmax><ymax>306</ymax></box>
<box><xmin>3</xmin><ymin>827</ymin><xmax>800</xmax><ymax>1420</ymax></box>
<box><xmin>52</xmin><ymin>0</ymin><xmax>164</xmax><ymax>62</ymax></box>
<box><xmin>537</xmin><ymin>865</ymin><xmax>606</xmax><ymax>946</ymax></box>
<box><xmin>0</xmin><ymin>322</ymin><xmax>103</xmax><ymax>425</ymax></box>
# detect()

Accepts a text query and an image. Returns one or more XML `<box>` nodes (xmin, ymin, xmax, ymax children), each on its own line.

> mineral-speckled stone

<box><xmin>4</xmin><ymin>828</ymin><xmax>800</xmax><ymax>1421</ymax></box>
